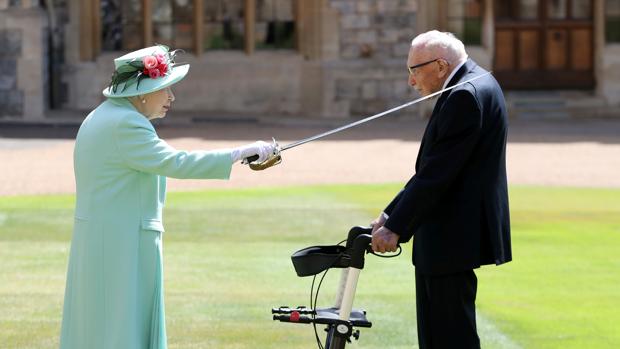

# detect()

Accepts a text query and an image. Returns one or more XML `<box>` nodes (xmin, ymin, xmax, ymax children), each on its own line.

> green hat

<box><xmin>102</xmin><ymin>45</ymin><xmax>190</xmax><ymax>98</ymax></box>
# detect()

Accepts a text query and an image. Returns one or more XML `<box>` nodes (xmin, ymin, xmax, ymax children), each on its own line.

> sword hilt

<box><xmin>243</xmin><ymin>138</ymin><xmax>282</xmax><ymax>171</ymax></box>
<box><xmin>249</xmin><ymin>154</ymin><xmax>282</xmax><ymax>171</ymax></box>
<box><xmin>245</xmin><ymin>154</ymin><xmax>259</xmax><ymax>163</ymax></box>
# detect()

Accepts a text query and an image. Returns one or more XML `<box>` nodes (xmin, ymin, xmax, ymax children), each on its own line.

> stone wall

<box><xmin>325</xmin><ymin>0</ymin><xmax>419</xmax><ymax>118</ymax></box>
<box><xmin>600</xmin><ymin>45</ymin><xmax>620</xmax><ymax>108</ymax></box>
<box><xmin>0</xmin><ymin>28</ymin><xmax>23</xmax><ymax>117</ymax></box>
<box><xmin>0</xmin><ymin>4</ymin><xmax>48</xmax><ymax>120</ymax></box>
<box><xmin>56</xmin><ymin>0</ymin><xmax>419</xmax><ymax>119</ymax></box>
<box><xmin>60</xmin><ymin>51</ymin><xmax>304</xmax><ymax>115</ymax></box>
<box><xmin>27</xmin><ymin>0</ymin><xmax>422</xmax><ymax>119</ymax></box>
<box><xmin>3</xmin><ymin>0</ymin><xmax>618</xmax><ymax>122</ymax></box>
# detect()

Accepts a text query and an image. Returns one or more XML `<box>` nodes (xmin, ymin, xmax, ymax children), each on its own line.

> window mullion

<box><xmin>295</xmin><ymin>0</ymin><xmax>303</xmax><ymax>52</ymax></box>
<box><xmin>143</xmin><ymin>0</ymin><xmax>153</xmax><ymax>47</ymax></box>
<box><xmin>194</xmin><ymin>0</ymin><xmax>203</xmax><ymax>55</ymax></box>
<box><xmin>93</xmin><ymin>0</ymin><xmax>101</xmax><ymax>56</ymax></box>
<box><xmin>80</xmin><ymin>0</ymin><xmax>96</xmax><ymax>60</ymax></box>
<box><xmin>438</xmin><ymin>0</ymin><xmax>448</xmax><ymax>31</ymax></box>
<box><xmin>245</xmin><ymin>0</ymin><xmax>256</xmax><ymax>55</ymax></box>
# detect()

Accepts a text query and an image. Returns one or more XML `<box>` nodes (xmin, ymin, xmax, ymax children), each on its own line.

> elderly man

<box><xmin>370</xmin><ymin>31</ymin><xmax>512</xmax><ymax>348</ymax></box>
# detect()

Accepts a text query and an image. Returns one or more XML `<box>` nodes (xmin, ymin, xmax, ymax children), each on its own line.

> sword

<box><xmin>244</xmin><ymin>72</ymin><xmax>491</xmax><ymax>170</ymax></box>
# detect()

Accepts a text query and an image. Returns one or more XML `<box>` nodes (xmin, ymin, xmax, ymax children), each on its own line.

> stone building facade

<box><xmin>1</xmin><ymin>0</ymin><xmax>619</xmax><ymax>121</ymax></box>
<box><xmin>0</xmin><ymin>1</ymin><xmax>48</xmax><ymax>120</ymax></box>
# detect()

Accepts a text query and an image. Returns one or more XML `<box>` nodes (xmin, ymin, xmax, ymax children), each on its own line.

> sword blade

<box><xmin>280</xmin><ymin>72</ymin><xmax>491</xmax><ymax>152</ymax></box>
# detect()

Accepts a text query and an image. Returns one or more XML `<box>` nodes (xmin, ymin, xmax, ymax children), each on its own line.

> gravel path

<box><xmin>1</xmin><ymin>117</ymin><xmax>619</xmax><ymax>196</ymax></box>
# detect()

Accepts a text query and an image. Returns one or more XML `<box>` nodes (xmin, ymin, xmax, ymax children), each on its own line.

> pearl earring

<box><xmin>141</xmin><ymin>99</ymin><xmax>146</xmax><ymax>104</ymax></box>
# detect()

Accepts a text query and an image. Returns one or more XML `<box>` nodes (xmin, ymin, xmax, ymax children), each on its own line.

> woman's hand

<box><xmin>231</xmin><ymin>141</ymin><xmax>276</xmax><ymax>163</ymax></box>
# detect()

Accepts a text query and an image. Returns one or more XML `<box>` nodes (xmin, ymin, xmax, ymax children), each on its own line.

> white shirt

<box><xmin>442</xmin><ymin>58</ymin><xmax>468</xmax><ymax>90</ymax></box>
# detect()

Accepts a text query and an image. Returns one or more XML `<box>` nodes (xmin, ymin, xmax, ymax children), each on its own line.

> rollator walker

<box><xmin>271</xmin><ymin>226</ymin><xmax>400</xmax><ymax>348</ymax></box>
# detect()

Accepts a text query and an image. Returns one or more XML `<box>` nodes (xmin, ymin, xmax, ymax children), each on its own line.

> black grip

<box><xmin>350</xmin><ymin>234</ymin><xmax>372</xmax><ymax>269</ymax></box>
<box><xmin>273</xmin><ymin>314</ymin><xmax>313</xmax><ymax>323</ymax></box>
<box><xmin>346</xmin><ymin>226</ymin><xmax>372</xmax><ymax>249</ymax></box>
<box><xmin>245</xmin><ymin>154</ymin><xmax>259</xmax><ymax>163</ymax></box>
<box><xmin>272</xmin><ymin>306</ymin><xmax>314</xmax><ymax>315</ymax></box>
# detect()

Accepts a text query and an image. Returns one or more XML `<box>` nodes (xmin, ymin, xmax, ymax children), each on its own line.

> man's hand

<box><xmin>372</xmin><ymin>226</ymin><xmax>399</xmax><ymax>253</ymax></box>
<box><xmin>370</xmin><ymin>213</ymin><xmax>387</xmax><ymax>235</ymax></box>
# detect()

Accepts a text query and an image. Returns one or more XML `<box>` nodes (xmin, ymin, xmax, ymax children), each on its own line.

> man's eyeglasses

<box><xmin>407</xmin><ymin>58</ymin><xmax>439</xmax><ymax>75</ymax></box>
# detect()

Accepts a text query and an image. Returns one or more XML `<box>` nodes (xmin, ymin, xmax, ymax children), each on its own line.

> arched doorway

<box><xmin>494</xmin><ymin>0</ymin><xmax>595</xmax><ymax>89</ymax></box>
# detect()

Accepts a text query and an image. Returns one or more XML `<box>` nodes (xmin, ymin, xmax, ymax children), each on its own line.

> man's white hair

<box><xmin>411</xmin><ymin>30</ymin><xmax>468</xmax><ymax>65</ymax></box>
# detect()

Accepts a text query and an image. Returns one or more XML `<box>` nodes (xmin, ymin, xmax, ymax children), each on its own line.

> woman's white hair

<box><xmin>411</xmin><ymin>30</ymin><xmax>468</xmax><ymax>65</ymax></box>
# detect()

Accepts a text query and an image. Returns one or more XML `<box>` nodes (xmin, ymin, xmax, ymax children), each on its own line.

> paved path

<box><xmin>1</xmin><ymin>117</ymin><xmax>619</xmax><ymax>196</ymax></box>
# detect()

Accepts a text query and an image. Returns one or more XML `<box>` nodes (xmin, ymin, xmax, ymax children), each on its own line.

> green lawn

<box><xmin>0</xmin><ymin>185</ymin><xmax>618</xmax><ymax>348</ymax></box>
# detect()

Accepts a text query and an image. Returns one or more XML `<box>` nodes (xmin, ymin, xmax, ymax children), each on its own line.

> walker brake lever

<box><xmin>366</xmin><ymin>244</ymin><xmax>402</xmax><ymax>257</ymax></box>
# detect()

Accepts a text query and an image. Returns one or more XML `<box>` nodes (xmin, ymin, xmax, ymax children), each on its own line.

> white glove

<box><xmin>230</xmin><ymin>141</ymin><xmax>276</xmax><ymax>163</ymax></box>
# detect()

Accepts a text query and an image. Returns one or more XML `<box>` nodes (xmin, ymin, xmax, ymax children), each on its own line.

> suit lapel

<box><xmin>415</xmin><ymin>60</ymin><xmax>476</xmax><ymax>172</ymax></box>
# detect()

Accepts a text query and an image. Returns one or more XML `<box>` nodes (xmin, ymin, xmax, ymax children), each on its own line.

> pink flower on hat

<box><xmin>155</xmin><ymin>53</ymin><xmax>167</xmax><ymax>65</ymax></box>
<box><xmin>143</xmin><ymin>56</ymin><xmax>158</xmax><ymax>70</ymax></box>
<box><xmin>142</xmin><ymin>53</ymin><xmax>168</xmax><ymax>79</ymax></box>
<box><xmin>158</xmin><ymin>63</ymin><xmax>168</xmax><ymax>75</ymax></box>
<box><xmin>148</xmin><ymin>68</ymin><xmax>161</xmax><ymax>79</ymax></box>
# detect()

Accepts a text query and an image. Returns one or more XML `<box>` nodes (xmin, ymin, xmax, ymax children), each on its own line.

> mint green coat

<box><xmin>60</xmin><ymin>98</ymin><xmax>233</xmax><ymax>349</ymax></box>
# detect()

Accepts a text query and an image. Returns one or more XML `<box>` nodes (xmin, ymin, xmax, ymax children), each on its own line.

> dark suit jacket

<box><xmin>383</xmin><ymin>59</ymin><xmax>511</xmax><ymax>275</ymax></box>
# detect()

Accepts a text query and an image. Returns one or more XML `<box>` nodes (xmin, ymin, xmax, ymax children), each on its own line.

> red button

<box><xmin>290</xmin><ymin>311</ymin><xmax>300</xmax><ymax>322</ymax></box>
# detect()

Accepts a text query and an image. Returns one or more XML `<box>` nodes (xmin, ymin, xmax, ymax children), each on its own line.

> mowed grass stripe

<box><xmin>2</xmin><ymin>184</ymin><xmax>619</xmax><ymax>348</ymax></box>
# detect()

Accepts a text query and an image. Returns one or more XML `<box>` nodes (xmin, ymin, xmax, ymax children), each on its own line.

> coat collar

<box><xmin>433</xmin><ymin>59</ymin><xmax>477</xmax><ymax>110</ymax></box>
<box><xmin>441</xmin><ymin>60</ymin><xmax>467</xmax><ymax>90</ymax></box>
<box><xmin>444</xmin><ymin>58</ymin><xmax>477</xmax><ymax>90</ymax></box>
<box><xmin>104</xmin><ymin>97</ymin><xmax>155</xmax><ymax>129</ymax></box>
<box><xmin>106</xmin><ymin>97</ymin><xmax>138</xmax><ymax>111</ymax></box>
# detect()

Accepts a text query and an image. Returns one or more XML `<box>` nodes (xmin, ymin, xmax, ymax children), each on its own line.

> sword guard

<box><xmin>249</xmin><ymin>154</ymin><xmax>282</xmax><ymax>171</ymax></box>
<box><xmin>245</xmin><ymin>138</ymin><xmax>282</xmax><ymax>171</ymax></box>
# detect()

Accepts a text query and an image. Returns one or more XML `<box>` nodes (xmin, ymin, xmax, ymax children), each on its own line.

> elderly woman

<box><xmin>59</xmin><ymin>46</ymin><xmax>275</xmax><ymax>349</ymax></box>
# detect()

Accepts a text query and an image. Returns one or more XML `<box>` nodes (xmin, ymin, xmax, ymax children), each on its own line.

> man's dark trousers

<box><xmin>415</xmin><ymin>269</ymin><xmax>480</xmax><ymax>349</ymax></box>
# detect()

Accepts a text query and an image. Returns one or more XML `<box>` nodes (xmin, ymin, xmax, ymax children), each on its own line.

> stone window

<box><xmin>203</xmin><ymin>0</ymin><xmax>246</xmax><ymax>50</ymax></box>
<box><xmin>570</xmin><ymin>0</ymin><xmax>592</xmax><ymax>19</ymax></box>
<box><xmin>546</xmin><ymin>0</ymin><xmax>592</xmax><ymax>19</ymax></box>
<box><xmin>101</xmin><ymin>1</ymin><xmax>144</xmax><ymax>51</ymax></box>
<box><xmin>94</xmin><ymin>0</ymin><xmax>297</xmax><ymax>57</ymax></box>
<box><xmin>255</xmin><ymin>0</ymin><xmax>296</xmax><ymax>50</ymax></box>
<box><xmin>152</xmin><ymin>0</ymin><xmax>195</xmax><ymax>50</ymax></box>
<box><xmin>607</xmin><ymin>0</ymin><xmax>620</xmax><ymax>42</ymax></box>
<box><xmin>495</xmin><ymin>0</ymin><xmax>538</xmax><ymax>20</ymax></box>
<box><xmin>446</xmin><ymin>0</ymin><xmax>483</xmax><ymax>45</ymax></box>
